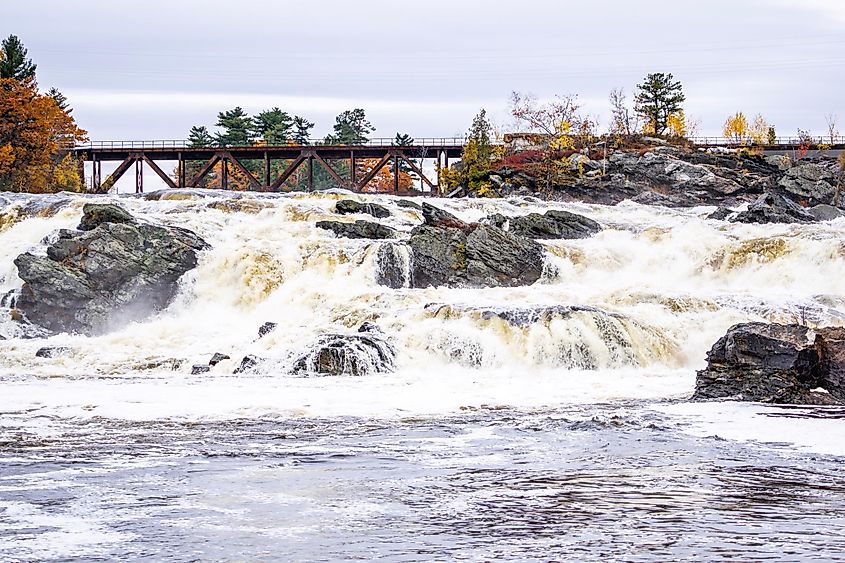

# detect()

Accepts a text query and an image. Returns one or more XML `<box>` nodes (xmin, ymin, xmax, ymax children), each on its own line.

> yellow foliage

<box><xmin>723</xmin><ymin>112</ymin><xmax>749</xmax><ymax>143</ymax></box>
<box><xmin>749</xmin><ymin>114</ymin><xmax>769</xmax><ymax>144</ymax></box>
<box><xmin>666</xmin><ymin>111</ymin><xmax>687</xmax><ymax>138</ymax></box>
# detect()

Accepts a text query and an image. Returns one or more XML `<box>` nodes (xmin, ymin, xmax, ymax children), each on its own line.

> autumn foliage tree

<box><xmin>723</xmin><ymin>112</ymin><xmax>749</xmax><ymax>143</ymax></box>
<box><xmin>634</xmin><ymin>73</ymin><xmax>685</xmax><ymax>135</ymax></box>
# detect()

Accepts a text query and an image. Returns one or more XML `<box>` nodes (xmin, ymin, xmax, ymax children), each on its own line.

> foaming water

<box><xmin>1</xmin><ymin>190</ymin><xmax>845</xmax><ymax>560</ymax></box>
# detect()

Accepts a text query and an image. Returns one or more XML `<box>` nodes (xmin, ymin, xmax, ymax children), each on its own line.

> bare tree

<box><xmin>608</xmin><ymin>88</ymin><xmax>640</xmax><ymax>135</ymax></box>
<box><xmin>825</xmin><ymin>113</ymin><xmax>840</xmax><ymax>144</ymax></box>
<box><xmin>510</xmin><ymin>91</ymin><xmax>587</xmax><ymax>137</ymax></box>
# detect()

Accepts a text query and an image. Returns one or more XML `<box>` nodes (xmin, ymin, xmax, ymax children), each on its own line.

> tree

<box><xmin>0</xmin><ymin>78</ymin><xmax>87</xmax><ymax>192</ymax></box>
<box><xmin>608</xmin><ymin>88</ymin><xmax>639</xmax><ymax>135</ymax></box>
<box><xmin>825</xmin><ymin>113</ymin><xmax>839</xmax><ymax>144</ymax></box>
<box><xmin>723</xmin><ymin>112</ymin><xmax>749</xmax><ymax>143</ymax></box>
<box><xmin>253</xmin><ymin>108</ymin><xmax>293</xmax><ymax>145</ymax></box>
<box><xmin>394</xmin><ymin>133</ymin><xmax>414</xmax><ymax>174</ymax></box>
<box><xmin>634</xmin><ymin>73</ymin><xmax>685</xmax><ymax>135</ymax></box>
<box><xmin>749</xmin><ymin>114</ymin><xmax>769</xmax><ymax>144</ymax></box>
<box><xmin>767</xmin><ymin>126</ymin><xmax>777</xmax><ymax>145</ymax></box>
<box><xmin>0</xmin><ymin>35</ymin><xmax>36</xmax><ymax>82</ymax></box>
<box><xmin>47</xmin><ymin>87</ymin><xmax>70</xmax><ymax>113</ymax></box>
<box><xmin>666</xmin><ymin>111</ymin><xmax>687</xmax><ymax>138</ymax></box>
<box><xmin>291</xmin><ymin>116</ymin><xmax>314</xmax><ymax>145</ymax></box>
<box><xmin>215</xmin><ymin>107</ymin><xmax>255</xmax><ymax>146</ymax></box>
<box><xmin>328</xmin><ymin>108</ymin><xmax>374</xmax><ymax>144</ymax></box>
<box><xmin>187</xmin><ymin>125</ymin><xmax>214</xmax><ymax>147</ymax></box>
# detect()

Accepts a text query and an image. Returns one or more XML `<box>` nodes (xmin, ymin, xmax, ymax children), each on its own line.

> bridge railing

<box><xmin>687</xmin><ymin>135</ymin><xmax>845</xmax><ymax>146</ymax></box>
<box><xmin>75</xmin><ymin>137</ymin><xmax>469</xmax><ymax>150</ymax></box>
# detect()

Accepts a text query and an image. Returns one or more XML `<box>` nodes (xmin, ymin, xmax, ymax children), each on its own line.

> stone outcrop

<box><xmin>407</xmin><ymin>203</ymin><xmax>545</xmax><ymax>289</ymax></box>
<box><xmin>317</xmin><ymin>219</ymin><xmax>397</xmax><ymax>239</ymax></box>
<box><xmin>485</xmin><ymin>209</ymin><xmax>601</xmax><ymax>239</ymax></box>
<box><xmin>778</xmin><ymin>163</ymin><xmax>841</xmax><ymax>207</ymax></box>
<box><xmin>731</xmin><ymin>192</ymin><xmax>815</xmax><ymax>224</ymax></box>
<box><xmin>14</xmin><ymin>203</ymin><xmax>209</xmax><ymax>335</ymax></box>
<box><xmin>292</xmin><ymin>333</ymin><xmax>396</xmax><ymax>376</ymax></box>
<box><xmin>693</xmin><ymin>323</ymin><xmax>845</xmax><ymax>405</ymax></box>
<box><xmin>335</xmin><ymin>199</ymin><xmax>391</xmax><ymax>219</ymax></box>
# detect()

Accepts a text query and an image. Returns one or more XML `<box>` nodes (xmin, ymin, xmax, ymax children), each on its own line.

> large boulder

<box><xmin>14</xmin><ymin>203</ymin><xmax>209</xmax><ymax>335</ymax></box>
<box><xmin>335</xmin><ymin>199</ymin><xmax>391</xmax><ymax>219</ymax></box>
<box><xmin>292</xmin><ymin>333</ymin><xmax>396</xmax><ymax>376</ymax></box>
<box><xmin>316</xmin><ymin>219</ymin><xmax>397</xmax><ymax>239</ymax></box>
<box><xmin>407</xmin><ymin>204</ymin><xmax>545</xmax><ymax>288</ymax></box>
<box><xmin>731</xmin><ymin>192</ymin><xmax>815</xmax><ymax>224</ymax></box>
<box><xmin>486</xmin><ymin>209</ymin><xmax>601</xmax><ymax>239</ymax></box>
<box><xmin>778</xmin><ymin>162</ymin><xmax>840</xmax><ymax>207</ymax></box>
<box><xmin>693</xmin><ymin>323</ymin><xmax>845</xmax><ymax>405</ymax></box>
<box><xmin>375</xmin><ymin>242</ymin><xmax>411</xmax><ymax>289</ymax></box>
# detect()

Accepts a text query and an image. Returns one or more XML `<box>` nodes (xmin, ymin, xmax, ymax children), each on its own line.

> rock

<box><xmin>316</xmin><ymin>220</ymin><xmax>397</xmax><ymax>240</ymax></box>
<box><xmin>234</xmin><ymin>355</ymin><xmax>261</xmax><ymax>374</ymax></box>
<box><xmin>35</xmin><ymin>346</ymin><xmax>71</xmax><ymax>358</ymax></box>
<box><xmin>292</xmin><ymin>333</ymin><xmax>395</xmax><ymax>376</ymax></box>
<box><xmin>778</xmin><ymin>163</ymin><xmax>839</xmax><ymax>206</ymax></box>
<box><xmin>0</xmin><ymin>334</ymin><xmax>5</xmax><ymax>340</ymax></box>
<box><xmin>567</xmin><ymin>154</ymin><xmax>600</xmax><ymax>172</ymax></box>
<box><xmin>335</xmin><ymin>199</ymin><xmax>391</xmax><ymax>219</ymax></box>
<box><xmin>420</xmin><ymin>202</ymin><xmax>466</xmax><ymax>228</ymax></box>
<box><xmin>731</xmin><ymin>192</ymin><xmax>815</xmax><ymax>224</ymax></box>
<box><xmin>764</xmin><ymin>154</ymin><xmax>792</xmax><ymax>170</ymax></box>
<box><xmin>77</xmin><ymin>203</ymin><xmax>135</xmax><ymax>231</ymax></box>
<box><xmin>396</xmin><ymin>199</ymin><xmax>422</xmax><ymax>210</ymax></box>
<box><xmin>408</xmin><ymin>220</ymin><xmax>545</xmax><ymax>288</ymax></box>
<box><xmin>707</xmin><ymin>205</ymin><xmax>735</xmax><ymax>221</ymax></box>
<box><xmin>191</xmin><ymin>364</ymin><xmax>211</xmax><ymax>375</ymax></box>
<box><xmin>209</xmin><ymin>352</ymin><xmax>230</xmax><ymax>366</ymax></box>
<box><xmin>357</xmin><ymin>321</ymin><xmax>382</xmax><ymax>334</ymax></box>
<box><xmin>693</xmin><ymin>323</ymin><xmax>842</xmax><ymax>405</ymax></box>
<box><xmin>14</xmin><ymin>203</ymin><xmax>209</xmax><ymax>335</ymax></box>
<box><xmin>490</xmin><ymin>209</ymin><xmax>602</xmax><ymax>240</ymax></box>
<box><xmin>808</xmin><ymin>204</ymin><xmax>844</xmax><ymax>221</ymax></box>
<box><xmin>258</xmin><ymin>322</ymin><xmax>277</xmax><ymax>339</ymax></box>
<box><xmin>375</xmin><ymin>242</ymin><xmax>410</xmax><ymax>289</ymax></box>
<box><xmin>817</xmin><ymin>327</ymin><xmax>845</xmax><ymax>403</ymax></box>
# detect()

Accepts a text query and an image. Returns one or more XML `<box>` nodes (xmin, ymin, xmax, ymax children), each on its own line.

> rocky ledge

<box><xmin>694</xmin><ymin>323</ymin><xmax>845</xmax><ymax>405</ymax></box>
<box><xmin>12</xmin><ymin>203</ymin><xmax>209</xmax><ymax>335</ymax></box>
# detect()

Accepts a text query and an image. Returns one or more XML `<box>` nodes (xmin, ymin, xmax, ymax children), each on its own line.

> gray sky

<box><xmin>5</xmin><ymin>0</ymin><xmax>845</xmax><ymax>141</ymax></box>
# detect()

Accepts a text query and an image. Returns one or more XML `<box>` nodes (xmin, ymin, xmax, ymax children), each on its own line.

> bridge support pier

<box><xmin>135</xmin><ymin>158</ymin><xmax>143</xmax><ymax>193</ymax></box>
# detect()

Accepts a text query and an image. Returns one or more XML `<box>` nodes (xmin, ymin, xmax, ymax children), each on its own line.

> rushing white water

<box><xmin>2</xmin><ymin>190</ymin><xmax>845</xmax><ymax>561</ymax></box>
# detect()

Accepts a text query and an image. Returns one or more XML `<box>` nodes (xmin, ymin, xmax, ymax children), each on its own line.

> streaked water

<box><xmin>1</xmin><ymin>190</ymin><xmax>845</xmax><ymax>561</ymax></box>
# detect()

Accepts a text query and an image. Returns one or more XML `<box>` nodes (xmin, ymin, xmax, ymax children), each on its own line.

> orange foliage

<box><xmin>357</xmin><ymin>158</ymin><xmax>415</xmax><ymax>193</ymax></box>
<box><xmin>0</xmin><ymin>78</ymin><xmax>87</xmax><ymax>192</ymax></box>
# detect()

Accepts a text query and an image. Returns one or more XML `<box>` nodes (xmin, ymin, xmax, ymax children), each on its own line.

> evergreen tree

<box><xmin>291</xmin><ymin>116</ymin><xmax>314</xmax><ymax>145</ymax></box>
<box><xmin>253</xmin><ymin>108</ymin><xmax>293</xmax><ymax>145</ymax></box>
<box><xmin>0</xmin><ymin>35</ymin><xmax>36</xmax><ymax>82</ymax></box>
<box><xmin>634</xmin><ymin>73</ymin><xmax>685</xmax><ymax>135</ymax></box>
<box><xmin>47</xmin><ymin>87</ymin><xmax>70</xmax><ymax>113</ymax></box>
<box><xmin>467</xmin><ymin>108</ymin><xmax>493</xmax><ymax>159</ymax></box>
<box><xmin>215</xmin><ymin>107</ymin><xmax>255</xmax><ymax>146</ymax></box>
<box><xmin>394</xmin><ymin>133</ymin><xmax>414</xmax><ymax>174</ymax></box>
<box><xmin>329</xmin><ymin>108</ymin><xmax>374</xmax><ymax>144</ymax></box>
<box><xmin>187</xmin><ymin>125</ymin><xmax>214</xmax><ymax>147</ymax></box>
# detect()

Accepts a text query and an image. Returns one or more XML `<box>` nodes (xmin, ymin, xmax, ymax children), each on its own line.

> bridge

<box><xmin>72</xmin><ymin>134</ymin><xmax>844</xmax><ymax>194</ymax></box>
<box><xmin>74</xmin><ymin>138</ymin><xmax>465</xmax><ymax>195</ymax></box>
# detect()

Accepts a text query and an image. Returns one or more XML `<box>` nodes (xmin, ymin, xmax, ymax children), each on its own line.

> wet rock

<box><xmin>0</xmin><ymin>334</ymin><xmax>5</xmax><ymax>340</ymax></box>
<box><xmin>258</xmin><ymin>322</ymin><xmax>278</xmax><ymax>339</ymax></box>
<box><xmin>420</xmin><ymin>202</ymin><xmax>466</xmax><ymax>228</ymax></box>
<box><xmin>234</xmin><ymin>355</ymin><xmax>261</xmax><ymax>374</ymax></box>
<box><xmin>818</xmin><ymin>327</ymin><xmax>845</xmax><ymax>403</ymax></box>
<box><xmin>209</xmin><ymin>352</ymin><xmax>230</xmax><ymax>366</ymax></box>
<box><xmin>629</xmin><ymin>191</ymin><xmax>689</xmax><ymax>207</ymax></box>
<box><xmin>335</xmin><ymin>199</ymin><xmax>391</xmax><ymax>219</ymax></box>
<box><xmin>292</xmin><ymin>333</ymin><xmax>395</xmax><ymax>376</ymax></box>
<box><xmin>77</xmin><ymin>203</ymin><xmax>135</xmax><ymax>231</ymax></box>
<box><xmin>35</xmin><ymin>346</ymin><xmax>72</xmax><ymax>358</ymax></box>
<box><xmin>375</xmin><ymin>242</ymin><xmax>410</xmax><ymax>289</ymax></box>
<box><xmin>396</xmin><ymin>199</ymin><xmax>422</xmax><ymax>210</ymax></box>
<box><xmin>316</xmin><ymin>220</ymin><xmax>397</xmax><ymax>240</ymax></box>
<box><xmin>408</xmin><ymin>212</ymin><xmax>544</xmax><ymax>288</ymax></box>
<box><xmin>357</xmin><ymin>321</ymin><xmax>382</xmax><ymax>333</ymax></box>
<box><xmin>14</xmin><ymin>203</ymin><xmax>209</xmax><ymax>335</ymax></box>
<box><xmin>808</xmin><ymin>204</ymin><xmax>844</xmax><ymax>221</ymax></box>
<box><xmin>488</xmin><ymin>209</ymin><xmax>602</xmax><ymax>240</ymax></box>
<box><xmin>778</xmin><ymin>162</ymin><xmax>839</xmax><ymax>206</ymax></box>
<box><xmin>707</xmin><ymin>206</ymin><xmax>736</xmax><ymax>221</ymax></box>
<box><xmin>693</xmin><ymin>323</ymin><xmax>843</xmax><ymax>405</ymax></box>
<box><xmin>731</xmin><ymin>192</ymin><xmax>815</xmax><ymax>224</ymax></box>
<box><xmin>191</xmin><ymin>364</ymin><xmax>211</xmax><ymax>375</ymax></box>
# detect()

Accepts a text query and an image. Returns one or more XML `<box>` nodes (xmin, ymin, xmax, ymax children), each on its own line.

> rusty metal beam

<box><xmin>398</xmin><ymin>152</ymin><xmax>436</xmax><ymax>191</ymax></box>
<box><xmin>263</xmin><ymin>151</ymin><xmax>270</xmax><ymax>188</ymax></box>
<box><xmin>187</xmin><ymin>155</ymin><xmax>221</xmax><ymax>188</ymax></box>
<box><xmin>270</xmin><ymin>155</ymin><xmax>305</xmax><ymax>191</ymax></box>
<box><xmin>307</xmin><ymin>156</ymin><xmax>313</xmax><ymax>191</ymax></box>
<box><xmin>142</xmin><ymin>154</ymin><xmax>178</xmax><ymax>189</ymax></box>
<box><xmin>99</xmin><ymin>155</ymin><xmax>135</xmax><ymax>193</ymax></box>
<box><xmin>312</xmin><ymin>152</ymin><xmax>350</xmax><ymax>190</ymax></box>
<box><xmin>355</xmin><ymin>152</ymin><xmax>393</xmax><ymax>192</ymax></box>
<box><xmin>178</xmin><ymin>152</ymin><xmax>186</xmax><ymax>189</ymax></box>
<box><xmin>221</xmin><ymin>151</ymin><xmax>260</xmax><ymax>189</ymax></box>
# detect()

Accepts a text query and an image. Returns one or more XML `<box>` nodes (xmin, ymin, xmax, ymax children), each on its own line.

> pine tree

<box><xmin>634</xmin><ymin>73</ymin><xmax>685</xmax><ymax>135</ymax></box>
<box><xmin>253</xmin><ymin>108</ymin><xmax>293</xmax><ymax>145</ymax></box>
<box><xmin>291</xmin><ymin>116</ymin><xmax>314</xmax><ymax>145</ymax></box>
<box><xmin>187</xmin><ymin>125</ymin><xmax>214</xmax><ymax>147</ymax></box>
<box><xmin>394</xmin><ymin>133</ymin><xmax>414</xmax><ymax>174</ymax></box>
<box><xmin>0</xmin><ymin>35</ymin><xmax>36</xmax><ymax>82</ymax></box>
<box><xmin>47</xmin><ymin>87</ymin><xmax>70</xmax><ymax>113</ymax></box>
<box><xmin>467</xmin><ymin>108</ymin><xmax>493</xmax><ymax>159</ymax></box>
<box><xmin>215</xmin><ymin>107</ymin><xmax>255</xmax><ymax>146</ymax></box>
<box><xmin>329</xmin><ymin>109</ymin><xmax>374</xmax><ymax>144</ymax></box>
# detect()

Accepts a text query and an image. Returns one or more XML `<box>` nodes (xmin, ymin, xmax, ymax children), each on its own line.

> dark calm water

<box><xmin>2</xmin><ymin>403</ymin><xmax>845</xmax><ymax>562</ymax></box>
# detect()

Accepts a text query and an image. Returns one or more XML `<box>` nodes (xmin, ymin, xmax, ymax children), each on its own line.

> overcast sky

<box><xmin>5</xmin><ymin>0</ymin><xmax>844</xmax><ymax>141</ymax></box>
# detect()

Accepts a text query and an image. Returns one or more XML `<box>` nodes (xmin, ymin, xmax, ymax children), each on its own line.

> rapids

<box><xmin>2</xmin><ymin>190</ymin><xmax>845</xmax><ymax>561</ymax></box>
